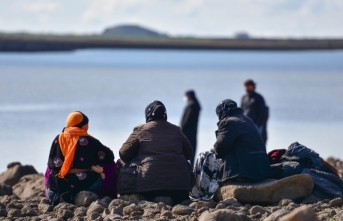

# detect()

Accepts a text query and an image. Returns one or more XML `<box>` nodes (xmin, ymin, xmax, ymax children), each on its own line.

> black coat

<box><xmin>241</xmin><ymin>92</ymin><xmax>266</xmax><ymax>127</ymax></box>
<box><xmin>211</xmin><ymin>109</ymin><xmax>270</xmax><ymax>182</ymax></box>
<box><xmin>181</xmin><ymin>99</ymin><xmax>201</xmax><ymax>145</ymax></box>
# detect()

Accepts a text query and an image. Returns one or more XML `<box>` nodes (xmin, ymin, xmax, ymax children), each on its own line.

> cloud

<box><xmin>19</xmin><ymin>1</ymin><xmax>58</xmax><ymax>13</ymax></box>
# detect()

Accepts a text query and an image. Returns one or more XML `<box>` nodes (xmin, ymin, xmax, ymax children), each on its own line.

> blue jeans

<box><xmin>46</xmin><ymin>177</ymin><xmax>102</xmax><ymax>204</ymax></box>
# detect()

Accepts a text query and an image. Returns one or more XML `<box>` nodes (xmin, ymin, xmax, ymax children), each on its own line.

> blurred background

<box><xmin>0</xmin><ymin>0</ymin><xmax>343</xmax><ymax>173</ymax></box>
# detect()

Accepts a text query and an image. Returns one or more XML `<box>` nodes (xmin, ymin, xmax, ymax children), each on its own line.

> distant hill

<box><xmin>103</xmin><ymin>25</ymin><xmax>166</xmax><ymax>37</ymax></box>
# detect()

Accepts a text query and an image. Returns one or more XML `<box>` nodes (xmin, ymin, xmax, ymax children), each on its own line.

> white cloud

<box><xmin>19</xmin><ymin>2</ymin><xmax>58</xmax><ymax>13</ymax></box>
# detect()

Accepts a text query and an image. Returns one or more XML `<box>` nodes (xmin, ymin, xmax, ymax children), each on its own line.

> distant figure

<box><xmin>190</xmin><ymin>99</ymin><xmax>270</xmax><ymax>200</ymax></box>
<box><xmin>118</xmin><ymin>101</ymin><xmax>193</xmax><ymax>205</ymax></box>
<box><xmin>181</xmin><ymin>90</ymin><xmax>201</xmax><ymax>166</ymax></box>
<box><xmin>241</xmin><ymin>79</ymin><xmax>269</xmax><ymax>143</ymax></box>
<box><xmin>46</xmin><ymin>111</ymin><xmax>115</xmax><ymax>205</ymax></box>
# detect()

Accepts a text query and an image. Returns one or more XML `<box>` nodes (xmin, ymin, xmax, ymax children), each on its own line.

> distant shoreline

<box><xmin>1</xmin><ymin>33</ymin><xmax>343</xmax><ymax>52</ymax></box>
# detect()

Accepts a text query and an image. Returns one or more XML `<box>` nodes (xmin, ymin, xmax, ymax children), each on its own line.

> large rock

<box><xmin>263</xmin><ymin>209</ymin><xmax>290</xmax><ymax>221</ymax></box>
<box><xmin>74</xmin><ymin>191</ymin><xmax>99</xmax><ymax>207</ymax></box>
<box><xmin>12</xmin><ymin>174</ymin><xmax>45</xmax><ymax>199</ymax></box>
<box><xmin>171</xmin><ymin>205</ymin><xmax>195</xmax><ymax>215</ymax></box>
<box><xmin>214</xmin><ymin>174</ymin><xmax>313</xmax><ymax>204</ymax></box>
<box><xmin>0</xmin><ymin>183</ymin><xmax>12</xmax><ymax>196</ymax></box>
<box><xmin>279</xmin><ymin>205</ymin><xmax>318</xmax><ymax>221</ymax></box>
<box><xmin>199</xmin><ymin>209</ymin><xmax>251</xmax><ymax>221</ymax></box>
<box><xmin>0</xmin><ymin>163</ymin><xmax>37</xmax><ymax>186</ymax></box>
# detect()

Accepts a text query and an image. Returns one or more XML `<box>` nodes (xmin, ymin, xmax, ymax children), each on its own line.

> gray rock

<box><xmin>221</xmin><ymin>198</ymin><xmax>242</xmax><ymax>207</ymax></box>
<box><xmin>31</xmin><ymin>217</ymin><xmax>41</xmax><ymax>221</ymax></box>
<box><xmin>21</xmin><ymin>205</ymin><xmax>37</xmax><ymax>216</ymax></box>
<box><xmin>102</xmin><ymin>208</ymin><xmax>110</xmax><ymax>218</ymax></box>
<box><xmin>38</xmin><ymin>203</ymin><xmax>53</xmax><ymax>213</ymax></box>
<box><xmin>87</xmin><ymin>201</ymin><xmax>105</xmax><ymax>216</ymax></box>
<box><xmin>172</xmin><ymin>205</ymin><xmax>195</xmax><ymax>215</ymax></box>
<box><xmin>108</xmin><ymin>199</ymin><xmax>129</xmax><ymax>210</ymax></box>
<box><xmin>70</xmin><ymin>217</ymin><xmax>84</xmax><ymax>221</ymax></box>
<box><xmin>143</xmin><ymin>208</ymin><xmax>160</xmax><ymax>218</ymax></box>
<box><xmin>104</xmin><ymin>214</ymin><xmax>121</xmax><ymax>221</ymax></box>
<box><xmin>7</xmin><ymin>209</ymin><xmax>21</xmax><ymax>218</ymax></box>
<box><xmin>74</xmin><ymin>207</ymin><xmax>87</xmax><ymax>217</ymax></box>
<box><xmin>74</xmin><ymin>191</ymin><xmax>99</xmax><ymax>207</ymax></box>
<box><xmin>153</xmin><ymin>196</ymin><xmax>173</xmax><ymax>206</ymax></box>
<box><xmin>0</xmin><ymin>183</ymin><xmax>12</xmax><ymax>196</ymax></box>
<box><xmin>88</xmin><ymin>212</ymin><xmax>100</xmax><ymax>220</ymax></box>
<box><xmin>53</xmin><ymin>202</ymin><xmax>76</xmax><ymax>212</ymax></box>
<box><xmin>49</xmin><ymin>218</ymin><xmax>64</xmax><ymax>221</ymax></box>
<box><xmin>199</xmin><ymin>209</ymin><xmax>251</xmax><ymax>221</ymax></box>
<box><xmin>214</xmin><ymin>174</ymin><xmax>314</xmax><ymax>204</ymax></box>
<box><xmin>279</xmin><ymin>205</ymin><xmax>318</xmax><ymax>221</ymax></box>
<box><xmin>215</xmin><ymin>203</ymin><xmax>226</xmax><ymax>209</ymax></box>
<box><xmin>196</xmin><ymin>200</ymin><xmax>217</xmax><ymax>209</ymax></box>
<box><xmin>329</xmin><ymin>198</ymin><xmax>343</xmax><ymax>207</ymax></box>
<box><xmin>0</xmin><ymin>208</ymin><xmax>7</xmax><ymax>217</ymax></box>
<box><xmin>123</xmin><ymin>203</ymin><xmax>143</xmax><ymax>216</ymax></box>
<box><xmin>285</xmin><ymin>202</ymin><xmax>298</xmax><ymax>211</ymax></box>
<box><xmin>0</xmin><ymin>164</ymin><xmax>37</xmax><ymax>186</ymax></box>
<box><xmin>250</xmin><ymin>206</ymin><xmax>270</xmax><ymax>215</ymax></box>
<box><xmin>7</xmin><ymin>162</ymin><xmax>21</xmax><ymax>169</ymax></box>
<box><xmin>56</xmin><ymin>209</ymin><xmax>74</xmax><ymax>220</ymax></box>
<box><xmin>98</xmin><ymin>197</ymin><xmax>112</xmax><ymax>207</ymax></box>
<box><xmin>160</xmin><ymin>210</ymin><xmax>172</xmax><ymax>219</ymax></box>
<box><xmin>12</xmin><ymin>174</ymin><xmax>45</xmax><ymax>199</ymax></box>
<box><xmin>40</xmin><ymin>198</ymin><xmax>50</xmax><ymax>205</ymax></box>
<box><xmin>263</xmin><ymin>209</ymin><xmax>290</xmax><ymax>221</ymax></box>
<box><xmin>6</xmin><ymin>202</ymin><xmax>22</xmax><ymax>210</ymax></box>
<box><xmin>279</xmin><ymin>199</ymin><xmax>293</xmax><ymax>207</ymax></box>
<box><xmin>109</xmin><ymin>206</ymin><xmax>122</xmax><ymax>216</ymax></box>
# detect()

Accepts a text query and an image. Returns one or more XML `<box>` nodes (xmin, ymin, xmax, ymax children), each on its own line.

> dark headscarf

<box><xmin>215</xmin><ymin>99</ymin><xmax>243</xmax><ymax>120</ymax></box>
<box><xmin>185</xmin><ymin>90</ymin><xmax>202</xmax><ymax>110</ymax></box>
<box><xmin>145</xmin><ymin>101</ymin><xmax>168</xmax><ymax>123</ymax></box>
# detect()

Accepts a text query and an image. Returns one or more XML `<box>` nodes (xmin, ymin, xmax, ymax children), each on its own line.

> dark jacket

<box><xmin>118</xmin><ymin>120</ymin><xmax>193</xmax><ymax>194</ymax></box>
<box><xmin>241</xmin><ymin>91</ymin><xmax>266</xmax><ymax>126</ymax></box>
<box><xmin>47</xmin><ymin>136</ymin><xmax>114</xmax><ymax>197</ymax></box>
<box><xmin>211</xmin><ymin>109</ymin><xmax>270</xmax><ymax>182</ymax></box>
<box><xmin>181</xmin><ymin>99</ymin><xmax>201</xmax><ymax>142</ymax></box>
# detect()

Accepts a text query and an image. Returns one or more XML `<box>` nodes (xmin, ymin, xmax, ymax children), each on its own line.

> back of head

<box><xmin>215</xmin><ymin>99</ymin><xmax>239</xmax><ymax>120</ymax></box>
<box><xmin>145</xmin><ymin>101</ymin><xmax>168</xmax><ymax>123</ymax></box>
<box><xmin>66</xmin><ymin>111</ymin><xmax>89</xmax><ymax>129</ymax></box>
<box><xmin>185</xmin><ymin>90</ymin><xmax>196</xmax><ymax>100</ymax></box>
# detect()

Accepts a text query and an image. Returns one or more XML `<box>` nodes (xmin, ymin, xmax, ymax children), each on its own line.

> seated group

<box><xmin>45</xmin><ymin>99</ymin><xmax>271</xmax><ymax>206</ymax></box>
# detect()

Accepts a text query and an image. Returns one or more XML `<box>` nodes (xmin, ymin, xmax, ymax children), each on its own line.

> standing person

<box><xmin>181</xmin><ymin>90</ymin><xmax>201</xmax><ymax>166</ymax></box>
<box><xmin>241</xmin><ymin>79</ymin><xmax>269</xmax><ymax>143</ymax></box>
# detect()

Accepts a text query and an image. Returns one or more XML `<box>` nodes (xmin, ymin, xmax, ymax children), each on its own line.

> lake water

<box><xmin>0</xmin><ymin>49</ymin><xmax>343</xmax><ymax>173</ymax></box>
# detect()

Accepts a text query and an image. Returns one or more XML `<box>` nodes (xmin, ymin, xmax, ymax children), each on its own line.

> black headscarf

<box><xmin>145</xmin><ymin>101</ymin><xmax>168</xmax><ymax>123</ymax></box>
<box><xmin>215</xmin><ymin>99</ymin><xmax>243</xmax><ymax>120</ymax></box>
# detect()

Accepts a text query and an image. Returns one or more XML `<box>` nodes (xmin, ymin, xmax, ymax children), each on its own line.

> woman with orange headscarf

<box><xmin>46</xmin><ymin>111</ymin><xmax>114</xmax><ymax>205</ymax></box>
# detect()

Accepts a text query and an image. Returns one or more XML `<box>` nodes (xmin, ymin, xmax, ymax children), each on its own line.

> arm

<box><xmin>47</xmin><ymin>135</ymin><xmax>64</xmax><ymax>173</ymax></box>
<box><xmin>95</xmin><ymin>140</ymin><xmax>115</xmax><ymax>164</ymax></box>
<box><xmin>212</xmin><ymin>120</ymin><xmax>239</xmax><ymax>158</ymax></box>
<box><xmin>119</xmin><ymin>126</ymin><xmax>142</xmax><ymax>163</ymax></box>
<box><xmin>255</xmin><ymin>95</ymin><xmax>266</xmax><ymax>126</ymax></box>
<box><xmin>182</xmin><ymin>135</ymin><xmax>193</xmax><ymax>160</ymax></box>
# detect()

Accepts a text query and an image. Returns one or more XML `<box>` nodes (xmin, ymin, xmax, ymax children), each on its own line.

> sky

<box><xmin>1</xmin><ymin>0</ymin><xmax>343</xmax><ymax>38</ymax></box>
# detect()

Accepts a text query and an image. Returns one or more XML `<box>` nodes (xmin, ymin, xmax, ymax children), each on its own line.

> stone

<box><xmin>263</xmin><ymin>209</ymin><xmax>290</xmax><ymax>221</ymax></box>
<box><xmin>12</xmin><ymin>174</ymin><xmax>45</xmax><ymax>199</ymax></box>
<box><xmin>74</xmin><ymin>191</ymin><xmax>99</xmax><ymax>207</ymax></box>
<box><xmin>102</xmin><ymin>208</ymin><xmax>110</xmax><ymax>218</ymax></box>
<box><xmin>40</xmin><ymin>198</ymin><xmax>50</xmax><ymax>205</ymax></box>
<box><xmin>199</xmin><ymin>209</ymin><xmax>251</xmax><ymax>221</ymax></box>
<box><xmin>123</xmin><ymin>203</ymin><xmax>143</xmax><ymax>216</ymax></box>
<box><xmin>279</xmin><ymin>205</ymin><xmax>318</xmax><ymax>221</ymax></box>
<box><xmin>221</xmin><ymin>198</ymin><xmax>242</xmax><ymax>207</ymax></box>
<box><xmin>196</xmin><ymin>200</ymin><xmax>217</xmax><ymax>209</ymax></box>
<box><xmin>7</xmin><ymin>162</ymin><xmax>21</xmax><ymax>169</ymax></box>
<box><xmin>7</xmin><ymin>209</ymin><xmax>21</xmax><ymax>218</ymax></box>
<box><xmin>0</xmin><ymin>208</ymin><xmax>7</xmax><ymax>217</ymax></box>
<box><xmin>87</xmin><ymin>201</ymin><xmax>106</xmax><ymax>216</ymax></box>
<box><xmin>285</xmin><ymin>202</ymin><xmax>298</xmax><ymax>211</ymax></box>
<box><xmin>301</xmin><ymin>194</ymin><xmax>321</xmax><ymax>204</ymax></box>
<box><xmin>119</xmin><ymin>194</ymin><xmax>144</xmax><ymax>202</ymax></box>
<box><xmin>153</xmin><ymin>196</ymin><xmax>173</xmax><ymax>206</ymax></box>
<box><xmin>279</xmin><ymin>199</ymin><xmax>293</xmax><ymax>207</ymax></box>
<box><xmin>49</xmin><ymin>219</ymin><xmax>64</xmax><ymax>221</ymax></box>
<box><xmin>53</xmin><ymin>202</ymin><xmax>76</xmax><ymax>212</ymax></box>
<box><xmin>0</xmin><ymin>164</ymin><xmax>37</xmax><ymax>186</ymax></box>
<box><xmin>104</xmin><ymin>214</ymin><xmax>121</xmax><ymax>221</ymax></box>
<box><xmin>329</xmin><ymin>198</ymin><xmax>343</xmax><ymax>207</ymax></box>
<box><xmin>109</xmin><ymin>206</ymin><xmax>122</xmax><ymax>216</ymax></box>
<box><xmin>143</xmin><ymin>208</ymin><xmax>160</xmax><ymax>218</ymax></box>
<box><xmin>21</xmin><ymin>205</ymin><xmax>37</xmax><ymax>216</ymax></box>
<box><xmin>215</xmin><ymin>203</ymin><xmax>226</xmax><ymax>209</ymax></box>
<box><xmin>70</xmin><ymin>217</ymin><xmax>84</xmax><ymax>221</ymax></box>
<box><xmin>6</xmin><ymin>202</ymin><xmax>22</xmax><ymax>210</ymax></box>
<box><xmin>74</xmin><ymin>206</ymin><xmax>87</xmax><ymax>217</ymax></box>
<box><xmin>108</xmin><ymin>199</ymin><xmax>130</xmax><ymax>210</ymax></box>
<box><xmin>250</xmin><ymin>206</ymin><xmax>270</xmax><ymax>215</ymax></box>
<box><xmin>160</xmin><ymin>210</ymin><xmax>172</xmax><ymax>219</ymax></box>
<box><xmin>57</xmin><ymin>209</ymin><xmax>74</xmax><ymax>220</ymax></box>
<box><xmin>214</xmin><ymin>174</ymin><xmax>314</xmax><ymax>204</ymax></box>
<box><xmin>98</xmin><ymin>197</ymin><xmax>112</xmax><ymax>207</ymax></box>
<box><xmin>38</xmin><ymin>203</ymin><xmax>53</xmax><ymax>213</ymax></box>
<box><xmin>87</xmin><ymin>212</ymin><xmax>101</xmax><ymax>221</ymax></box>
<box><xmin>172</xmin><ymin>205</ymin><xmax>195</xmax><ymax>215</ymax></box>
<box><xmin>0</xmin><ymin>183</ymin><xmax>13</xmax><ymax>196</ymax></box>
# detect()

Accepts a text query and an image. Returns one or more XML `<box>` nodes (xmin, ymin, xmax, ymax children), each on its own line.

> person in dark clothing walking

<box><xmin>181</xmin><ymin>90</ymin><xmax>201</xmax><ymax>166</ymax></box>
<box><xmin>241</xmin><ymin>79</ymin><xmax>269</xmax><ymax>143</ymax></box>
<box><xmin>190</xmin><ymin>99</ymin><xmax>270</xmax><ymax>200</ymax></box>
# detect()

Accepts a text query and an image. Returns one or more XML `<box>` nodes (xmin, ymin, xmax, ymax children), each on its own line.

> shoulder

<box><xmin>133</xmin><ymin>124</ymin><xmax>145</xmax><ymax>131</ymax></box>
<box><xmin>255</xmin><ymin>92</ymin><xmax>265</xmax><ymax>100</ymax></box>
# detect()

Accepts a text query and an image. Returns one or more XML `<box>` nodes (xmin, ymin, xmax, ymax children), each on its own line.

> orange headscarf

<box><xmin>57</xmin><ymin>112</ymin><xmax>91</xmax><ymax>178</ymax></box>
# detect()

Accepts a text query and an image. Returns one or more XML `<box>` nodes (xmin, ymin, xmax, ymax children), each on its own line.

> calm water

<box><xmin>0</xmin><ymin>49</ymin><xmax>343</xmax><ymax>173</ymax></box>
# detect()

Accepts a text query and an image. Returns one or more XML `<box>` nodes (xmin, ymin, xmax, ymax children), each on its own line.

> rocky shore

<box><xmin>1</xmin><ymin>160</ymin><xmax>343</xmax><ymax>221</ymax></box>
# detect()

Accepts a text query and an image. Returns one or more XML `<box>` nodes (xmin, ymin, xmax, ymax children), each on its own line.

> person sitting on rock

<box><xmin>46</xmin><ymin>111</ymin><xmax>115</xmax><ymax>205</ymax></box>
<box><xmin>191</xmin><ymin>99</ymin><xmax>270</xmax><ymax>200</ymax></box>
<box><xmin>118</xmin><ymin>101</ymin><xmax>194</xmax><ymax>205</ymax></box>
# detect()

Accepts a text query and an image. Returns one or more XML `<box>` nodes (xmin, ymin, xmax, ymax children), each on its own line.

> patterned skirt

<box><xmin>190</xmin><ymin>151</ymin><xmax>222</xmax><ymax>201</ymax></box>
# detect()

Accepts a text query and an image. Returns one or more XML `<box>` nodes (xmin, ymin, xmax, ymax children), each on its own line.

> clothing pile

<box><xmin>269</xmin><ymin>142</ymin><xmax>343</xmax><ymax>199</ymax></box>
